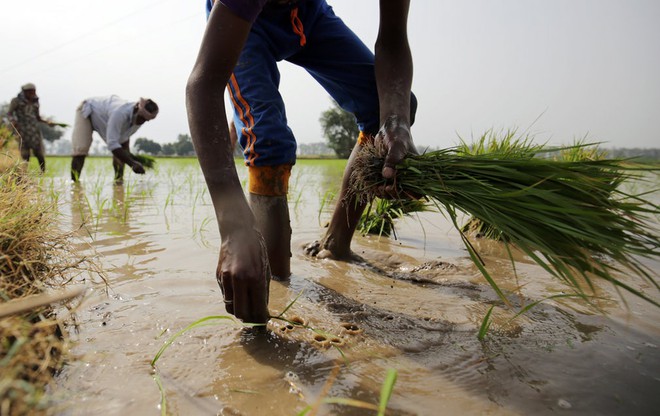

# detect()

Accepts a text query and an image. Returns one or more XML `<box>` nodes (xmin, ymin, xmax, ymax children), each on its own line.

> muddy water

<box><xmin>40</xmin><ymin>157</ymin><xmax>659</xmax><ymax>415</ymax></box>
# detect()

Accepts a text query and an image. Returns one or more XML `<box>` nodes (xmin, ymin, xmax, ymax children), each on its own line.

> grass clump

<box><xmin>358</xmin><ymin>198</ymin><xmax>429</xmax><ymax>237</ymax></box>
<box><xmin>132</xmin><ymin>154</ymin><xmax>157</xmax><ymax>169</ymax></box>
<box><xmin>456</xmin><ymin>133</ymin><xmax>609</xmax><ymax>241</ymax></box>
<box><xmin>0</xmin><ymin>160</ymin><xmax>92</xmax><ymax>414</ymax></box>
<box><xmin>349</xmin><ymin>139</ymin><xmax>660</xmax><ymax>307</ymax></box>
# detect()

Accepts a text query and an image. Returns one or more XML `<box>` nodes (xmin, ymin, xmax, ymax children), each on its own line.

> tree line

<box><xmin>134</xmin><ymin>134</ymin><xmax>195</xmax><ymax>156</ymax></box>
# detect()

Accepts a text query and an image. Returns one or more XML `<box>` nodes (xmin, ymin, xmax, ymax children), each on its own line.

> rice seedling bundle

<box><xmin>358</xmin><ymin>198</ymin><xmax>429</xmax><ymax>237</ymax></box>
<box><xmin>349</xmin><ymin>141</ymin><xmax>660</xmax><ymax>306</ymax></box>
<box><xmin>456</xmin><ymin>134</ymin><xmax>608</xmax><ymax>241</ymax></box>
<box><xmin>132</xmin><ymin>153</ymin><xmax>157</xmax><ymax>169</ymax></box>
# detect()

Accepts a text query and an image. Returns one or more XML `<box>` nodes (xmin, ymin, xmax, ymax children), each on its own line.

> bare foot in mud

<box><xmin>303</xmin><ymin>240</ymin><xmax>364</xmax><ymax>262</ymax></box>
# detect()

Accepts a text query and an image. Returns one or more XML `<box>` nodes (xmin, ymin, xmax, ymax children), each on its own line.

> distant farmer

<box><xmin>70</xmin><ymin>95</ymin><xmax>158</xmax><ymax>182</ymax></box>
<box><xmin>187</xmin><ymin>0</ymin><xmax>417</xmax><ymax>323</ymax></box>
<box><xmin>7</xmin><ymin>83</ymin><xmax>54</xmax><ymax>173</ymax></box>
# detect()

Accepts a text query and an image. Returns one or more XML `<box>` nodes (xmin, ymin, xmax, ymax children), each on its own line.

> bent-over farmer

<box><xmin>70</xmin><ymin>95</ymin><xmax>158</xmax><ymax>183</ymax></box>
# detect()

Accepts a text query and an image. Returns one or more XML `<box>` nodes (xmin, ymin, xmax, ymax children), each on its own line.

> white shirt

<box><xmin>82</xmin><ymin>95</ymin><xmax>141</xmax><ymax>151</ymax></box>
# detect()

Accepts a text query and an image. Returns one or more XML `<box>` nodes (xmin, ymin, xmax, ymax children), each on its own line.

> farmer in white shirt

<box><xmin>70</xmin><ymin>95</ymin><xmax>158</xmax><ymax>182</ymax></box>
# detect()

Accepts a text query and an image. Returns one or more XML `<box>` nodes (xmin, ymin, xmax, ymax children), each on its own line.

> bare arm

<box><xmin>186</xmin><ymin>4</ymin><xmax>270</xmax><ymax>323</ymax></box>
<box><xmin>375</xmin><ymin>0</ymin><xmax>415</xmax><ymax>179</ymax></box>
<box><xmin>187</xmin><ymin>4</ymin><xmax>253</xmax><ymax>234</ymax></box>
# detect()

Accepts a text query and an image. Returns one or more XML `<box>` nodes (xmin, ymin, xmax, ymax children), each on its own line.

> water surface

<box><xmin>37</xmin><ymin>157</ymin><xmax>659</xmax><ymax>415</ymax></box>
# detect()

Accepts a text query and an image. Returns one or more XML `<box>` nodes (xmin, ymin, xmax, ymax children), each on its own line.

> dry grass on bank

<box><xmin>1</xmin><ymin>133</ymin><xmax>96</xmax><ymax>415</ymax></box>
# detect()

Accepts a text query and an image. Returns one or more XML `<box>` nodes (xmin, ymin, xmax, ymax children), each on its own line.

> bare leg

<box><xmin>20</xmin><ymin>145</ymin><xmax>30</xmax><ymax>163</ymax></box>
<box><xmin>249</xmin><ymin>193</ymin><xmax>291</xmax><ymax>281</ymax></box>
<box><xmin>112</xmin><ymin>156</ymin><xmax>125</xmax><ymax>184</ymax></box>
<box><xmin>34</xmin><ymin>144</ymin><xmax>46</xmax><ymax>173</ymax></box>
<box><xmin>308</xmin><ymin>144</ymin><xmax>366</xmax><ymax>260</ymax></box>
<box><xmin>71</xmin><ymin>155</ymin><xmax>86</xmax><ymax>182</ymax></box>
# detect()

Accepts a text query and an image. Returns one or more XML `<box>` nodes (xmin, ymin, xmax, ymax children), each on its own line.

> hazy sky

<box><xmin>2</xmin><ymin>0</ymin><xmax>659</xmax><ymax>150</ymax></box>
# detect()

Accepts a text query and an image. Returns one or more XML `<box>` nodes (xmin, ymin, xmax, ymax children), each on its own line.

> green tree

<box><xmin>173</xmin><ymin>133</ymin><xmax>195</xmax><ymax>156</ymax></box>
<box><xmin>161</xmin><ymin>143</ymin><xmax>176</xmax><ymax>156</ymax></box>
<box><xmin>134</xmin><ymin>137</ymin><xmax>162</xmax><ymax>155</ymax></box>
<box><xmin>319</xmin><ymin>100</ymin><xmax>359</xmax><ymax>159</ymax></box>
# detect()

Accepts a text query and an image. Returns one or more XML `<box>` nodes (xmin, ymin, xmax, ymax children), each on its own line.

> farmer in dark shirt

<box><xmin>7</xmin><ymin>83</ymin><xmax>54</xmax><ymax>173</ymax></box>
<box><xmin>187</xmin><ymin>0</ymin><xmax>417</xmax><ymax>323</ymax></box>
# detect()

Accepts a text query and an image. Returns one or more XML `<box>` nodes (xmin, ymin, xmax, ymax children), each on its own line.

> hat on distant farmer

<box><xmin>21</xmin><ymin>83</ymin><xmax>36</xmax><ymax>91</ymax></box>
<box><xmin>137</xmin><ymin>97</ymin><xmax>159</xmax><ymax>121</ymax></box>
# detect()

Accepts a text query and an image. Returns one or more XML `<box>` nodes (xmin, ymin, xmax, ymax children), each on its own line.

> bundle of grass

<box><xmin>132</xmin><ymin>154</ymin><xmax>157</xmax><ymax>169</ymax></box>
<box><xmin>349</xmin><ymin>140</ymin><xmax>660</xmax><ymax>306</ymax></box>
<box><xmin>358</xmin><ymin>197</ymin><xmax>429</xmax><ymax>237</ymax></box>
<box><xmin>458</xmin><ymin>136</ymin><xmax>612</xmax><ymax>241</ymax></box>
<box><xmin>0</xmin><ymin>164</ymin><xmax>92</xmax><ymax>414</ymax></box>
<box><xmin>456</xmin><ymin>130</ymin><xmax>545</xmax><ymax>241</ymax></box>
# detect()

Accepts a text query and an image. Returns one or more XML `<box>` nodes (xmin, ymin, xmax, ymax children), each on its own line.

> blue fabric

<box><xmin>226</xmin><ymin>0</ymin><xmax>382</xmax><ymax>167</ymax></box>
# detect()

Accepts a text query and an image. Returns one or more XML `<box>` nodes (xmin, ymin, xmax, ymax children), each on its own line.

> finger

<box><xmin>234</xmin><ymin>280</ymin><xmax>269</xmax><ymax>324</ymax></box>
<box><xmin>382</xmin><ymin>165</ymin><xmax>396</xmax><ymax>180</ymax></box>
<box><xmin>381</xmin><ymin>141</ymin><xmax>407</xmax><ymax>179</ymax></box>
<box><xmin>220</xmin><ymin>272</ymin><xmax>235</xmax><ymax>315</ymax></box>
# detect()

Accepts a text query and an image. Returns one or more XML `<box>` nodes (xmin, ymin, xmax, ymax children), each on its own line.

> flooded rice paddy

<box><xmin>34</xmin><ymin>157</ymin><xmax>660</xmax><ymax>415</ymax></box>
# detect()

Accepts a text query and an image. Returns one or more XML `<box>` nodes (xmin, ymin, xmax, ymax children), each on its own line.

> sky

<box><xmin>1</xmin><ymin>0</ymin><xmax>659</xmax><ymax>150</ymax></box>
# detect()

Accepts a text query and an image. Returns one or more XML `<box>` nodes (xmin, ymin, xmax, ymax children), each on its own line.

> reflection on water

<box><xmin>41</xmin><ymin>157</ymin><xmax>659</xmax><ymax>415</ymax></box>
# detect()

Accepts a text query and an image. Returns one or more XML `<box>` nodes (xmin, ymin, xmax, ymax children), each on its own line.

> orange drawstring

<box><xmin>290</xmin><ymin>7</ymin><xmax>307</xmax><ymax>47</ymax></box>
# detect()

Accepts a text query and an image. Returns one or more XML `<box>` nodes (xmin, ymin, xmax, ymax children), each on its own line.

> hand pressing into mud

<box><xmin>374</xmin><ymin>115</ymin><xmax>418</xmax><ymax>199</ymax></box>
<box><xmin>217</xmin><ymin>227</ymin><xmax>271</xmax><ymax>324</ymax></box>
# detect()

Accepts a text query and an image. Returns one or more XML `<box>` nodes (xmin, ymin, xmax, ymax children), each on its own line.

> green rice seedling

<box><xmin>456</xmin><ymin>128</ymin><xmax>544</xmax><ymax>159</ymax></box>
<box><xmin>349</xmin><ymin>140</ymin><xmax>660</xmax><ymax>308</ymax></box>
<box><xmin>377</xmin><ymin>368</ymin><xmax>397</xmax><ymax>416</ymax></box>
<box><xmin>557</xmin><ymin>137</ymin><xmax>609</xmax><ymax>162</ymax></box>
<box><xmin>152</xmin><ymin>372</ymin><xmax>167</xmax><ymax>416</ymax></box>
<box><xmin>318</xmin><ymin>190</ymin><xmax>336</xmax><ymax>226</ymax></box>
<box><xmin>477</xmin><ymin>306</ymin><xmax>495</xmax><ymax>341</ymax></box>
<box><xmin>297</xmin><ymin>368</ymin><xmax>398</xmax><ymax>416</ymax></box>
<box><xmin>132</xmin><ymin>154</ymin><xmax>156</xmax><ymax>169</ymax></box>
<box><xmin>358</xmin><ymin>197</ymin><xmax>430</xmax><ymax>237</ymax></box>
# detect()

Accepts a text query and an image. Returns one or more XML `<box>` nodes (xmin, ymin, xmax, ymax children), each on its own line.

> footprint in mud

<box><xmin>339</xmin><ymin>322</ymin><xmax>363</xmax><ymax>336</ymax></box>
<box><xmin>271</xmin><ymin>315</ymin><xmax>348</xmax><ymax>350</ymax></box>
<box><xmin>312</xmin><ymin>333</ymin><xmax>346</xmax><ymax>349</ymax></box>
<box><xmin>277</xmin><ymin>315</ymin><xmax>306</xmax><ymax>334</ymax></box>
<box><xmin>316</xmin><ymin>286</ymin><xmax>457</xmax><ymax>353</ymax></box>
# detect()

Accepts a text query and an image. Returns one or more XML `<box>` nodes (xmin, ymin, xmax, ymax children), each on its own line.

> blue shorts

<box><xmin>215</xmin><ymin>0</ymin><xmax>382</xmax><ymax>167</ymax></box>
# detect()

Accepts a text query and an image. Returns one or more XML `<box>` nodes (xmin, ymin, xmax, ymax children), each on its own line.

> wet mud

<box><xmin>38</xmin><ymin>158</ymin><xmax>659</xmax><ymax>415</ymax></box>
